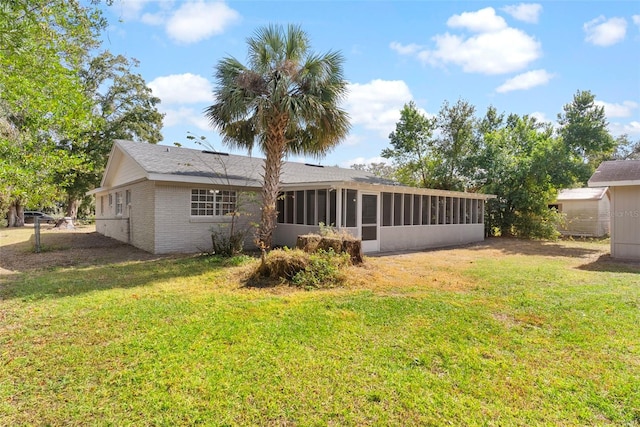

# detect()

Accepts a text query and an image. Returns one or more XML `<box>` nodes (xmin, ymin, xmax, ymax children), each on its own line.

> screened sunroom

<box><xmin>274</xmin><ymin>183</ymin><xmax>492</xmax><ymax>253</ymax></box>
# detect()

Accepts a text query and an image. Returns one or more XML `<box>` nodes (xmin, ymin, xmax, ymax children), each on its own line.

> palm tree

<box><xmin>205</xmin><ymin>24</ymin><xmax>350</xmax><ymax>251</ymax></box>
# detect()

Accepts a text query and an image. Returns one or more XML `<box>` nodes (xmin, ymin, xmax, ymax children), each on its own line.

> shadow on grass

<box><xmin>577</xmin><ymin>254</ymin><xmax>640</xmax><ymax>274</ymax></box>
<box><xmin>465</xmin><ymin>237</ymin><xmax>605</xmax><ymax>258</ymax></box>
<box><xmin>371</xmin><ymin>237</ymin><xmax>605</xmax><ymax>259</ymax></box>
<box><xmin>0</xmin><ymin>230</ymin><xmax>165</xmax><ymax>274</ymax></box>
<box><xmin>0</xmin><ymin>255</ymin><xmax>224</xmax><ymax>301</ymax></box>
<box><xmin>0</xmin><ymin>229</ymin><xmax>228</xmax><ymax>301</ymax></box>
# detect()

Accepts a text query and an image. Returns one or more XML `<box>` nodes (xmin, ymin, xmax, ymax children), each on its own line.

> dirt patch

<box><xmin>0</xmin><ymin>227</ymin><xmax>622</xmax><ymax>282</ymax></box>
<box><xmin>0</xmin><ymin>225</ymin><xmax>171</xmax><ymax>275</ymax></box>
<box><xmin>344</xmin><ymin>237</ymin><xmax>616</xmax><ymax>293</ymax></box>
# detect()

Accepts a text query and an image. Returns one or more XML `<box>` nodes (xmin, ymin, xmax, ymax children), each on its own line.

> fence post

<box><xmin>34</xmin><ymin>217</ymin><xmax>41</xmax><ymax>253</ymax></box>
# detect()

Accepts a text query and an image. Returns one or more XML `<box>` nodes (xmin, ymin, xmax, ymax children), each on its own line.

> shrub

<box><xmin>249</xmin><ymin>247</ymin><xmax>350</xmax><ymax>288</ymax></box>
<box><xmin>211</xmin><ymin>229</ymin><xmax>246</xmax><ymax>257</ymax></box>
<box><xmin>291</xmin><ymin>249</ymin><xmax>350</xmax><ymax>289</ymax></box>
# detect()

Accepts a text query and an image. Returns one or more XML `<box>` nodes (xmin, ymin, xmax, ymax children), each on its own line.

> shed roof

<box><xmin>556</xmin><ymin>187</ymin><xmax>608</xmax><ymax>201</ymax></box>
<box><xmin>588</xmin><ymin>160</ymin><xmax>640</xmax><ymax>187</ymax></box>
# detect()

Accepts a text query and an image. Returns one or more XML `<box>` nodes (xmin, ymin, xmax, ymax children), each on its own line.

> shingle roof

<box><xmin>556</xmin><ymin>187</ymin><xmax>608</xmax><ymax>201</ymax></box>
<box><xmin>114</xmin><ymin>139</ymin><xmax>397</xmax><ymax>187</ymax></box>
<box><xmin>588</xmin><ymin>160</ymin><xmax>640</xmax><ymax>187</ymax></box>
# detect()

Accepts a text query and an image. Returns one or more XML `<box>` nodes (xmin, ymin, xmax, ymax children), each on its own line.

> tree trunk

<box><xmin>256</xmin><ymin>115</ymin><xmax>288</xmax><ymax>252</ymax></box>
<box><xmin>66</xmin><ymin>196</ymin><xmax>79</xmax><ymax>221</ymax></box>
<box><xmin>258</xmin><ymin>142</ymin><xmax>285</xmax><ymax>251</ymax></box>
<box><xmin>6</xmin><ymin>201</ymin><xmax>24</xmax><ymax>227</ymax></box>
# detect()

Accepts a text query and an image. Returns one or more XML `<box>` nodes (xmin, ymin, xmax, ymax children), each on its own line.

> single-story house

<box><xmin>89</xmin><ymin>140</ymin><xmax>495</xmax><ymax>254</ymax></box>
<box><xmin>550</xmin><ymin>187</ymin><xmax>610</xmax><ymax>237</ymax></box>
<box><xmin>588</xmin><ymin>160</ymin><xmax>640</xmax><ymax>260</ymax></box>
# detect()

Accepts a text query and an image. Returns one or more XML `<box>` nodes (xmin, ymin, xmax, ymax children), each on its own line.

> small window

<box><xmin>471</xmin><ymin>199</ymin><xmax>478</xmax><ymax>224</ymax></box>
<box><xmin>191</xmin><ymin>189</ymin><xmax>237</xmax><ymax>217</ymax></box>
<box><xmin>317</xmin><ymin>189</ymin><xmax>327</xmax><ymax>225</ymax></box>
<box><xmin>548</xmin><ymin>203</ymin><xmax>562</xmax><ymax>212</ymax></box>
<box><xmin>431</xmin><ymin>196</ymin><xmax>438</xmax><ymax>224</ymax></box>
<box><xmin>393</xmin><ymin>193</ymin><xmax>402</xmax><ymax>226</ymax></box>
<box><xmin>285</xmin><ymin>192</ymin><xmax>294</xmax><ymax>224</ymax></box>
<box><xmin>453</xmin><ymin>198</ymin><xmax>460</xmax><ymax>224</ymax></box>
<box><xmin>343</xmin><ymin>189</ymin><xmax>357</xmax><ymax>227</ymax></box>
<box><xmin>295</xmin><ymin>191</ymin><xmax>305</xmax><ymax>224</ymax></box>
<box><xmin>125</xmin><ymin>190</ymin><xmax>131</xmax><ymax>206</ymax></box>
<box><xmin>306</xmin><ymin>190</ymin><xmax>316</xmax><ymax>225</ymax></box>
<box><xmin>422</xmin><ymin>195</ymin><xmax>430</xmax><ymax>225</ymax></box>
<box><xmin>329</xmin><ymin>190</ymin><xmax>337</xmax><ymax>226</ymax></box>
<box><xmin>215</xmin><ymin>191</ymin><xmax>236</xmax><ymax>216</ymax></box>
<box><xmin>404</xmin><ymin>194</ymin><xmax>412</xmax><ymax>225</ymax></box>
<box><xmin>382</xmin><ymin>192</ymin><xmax>392</xmax><ymax>227</ymax></box>
<box><xmin>115</xmin><ymin>192</ymin><xmax>123</xmax><ymax>216</ymax></box>
<box><xmin>277</xmin><ymin>192</ymin><xmax>285</xmax><ymax>223</ymax></box>
<box><xmin>413</xmin><ymin>194</ymin><xmax>421</xmax><ymax>225</ymax></box>
<box><xmin>108</xmin><ymin>193</ymin><xmax>113</xmax><ymax>207</ymax></box>
<box><xmin>100</xmin><ymin>196</ymin><xmax>104</xmax><ymax>216</ymax></box>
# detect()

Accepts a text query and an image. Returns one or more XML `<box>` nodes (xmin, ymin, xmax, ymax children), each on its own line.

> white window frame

<box><xmin>190</xmin><ymin>189</ymin><xmax>237</xmax><ymax>217</ymax></box>
<box><xmin>115</xmin><ymin>191</ymin><xmax>123</xmax><ymax>216</ymax></box>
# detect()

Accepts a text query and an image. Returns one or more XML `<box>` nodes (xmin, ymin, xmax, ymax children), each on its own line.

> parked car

<box><xmin>23</xmin><ymin>211</ymin><xmax>56</xmax><ymax>224</ymax></box>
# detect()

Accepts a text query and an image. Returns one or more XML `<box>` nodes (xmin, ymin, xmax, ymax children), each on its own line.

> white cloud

<box><xmin>530</xmin><ymin>111</ymin><xmax>551</xmax><ymax>124</ymax></box>
<box><xmin>496</xmin><ymin>69</ymin><xmax>554</xmax><ymax>93</ymax></box>
<box><xmin>115</xmin><ymin>0</ymin><xmax>157</xmax><ymax>20</ymax></box>
<box><xmin>447</xmin><ymin>7</ymin><xmax>507</xmax><ymax>33</ymax></box>
<box><xmin>634</xmin><ymin>15</ymin><xmax>640</xmax><ymax>27</ymax></box>
<box><xmin>594</xmin><ymin>100</ymin><xmax>639</xmax><ymax>118</ymax></box>
<box><xmin>148</xmin><ymin>73</ymin><xmax>214</xmax><ymax>105</ymax></box>
<box><xmin>501</xmin><ymin>3</ymin><xmax>543</xmax><ymax>24</ymax></box>
<box><xmin>609</xmin><ymin>121</ymin><xmax>640</xmax><ymax>137</ymax></box>
<box><xmin>342</xmin><ymin>134</ymin><xmax>365</xmax><ymax>147</ymax></box>
<box><xmin>584</xmin><ymin>16</ymin><xmax>627</xmax><ymax>46</ymax></box>
<box><xmin>394</xmin><ymin>7</ymin><xmax>542</xmax><ymax>75</ymax></box>
<box><xmin>418</xmin><ymin>28</ymin><xmax>541</xmax><ymax>74</ymax></box>
<box><xmin>389</xmin><ymin>42</ymin><xmax>423</xmax><ymax>56</ymax></box>
<box><xmin>165</xmin><ymin>1</ymin><xmax>240</xmax><ymax>44</ymax></box>
<box><xmin>345</xmin><ymin>80</ymin><xmax>414</xmax><ymax>137</ymax></box>
<box><xmin>140</xmin><ymin>12</ymin><xmax>165</xmax><ymax>26</ymax></box>
<box><xmin>162</xmin><ymin>107</ymin><xmax>211</xmax><ymax>131</ymax></box>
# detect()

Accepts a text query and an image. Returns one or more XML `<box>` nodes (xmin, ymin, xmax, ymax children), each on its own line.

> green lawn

<box><xmin>1</xmin><ymin>228</ymin><xmax>639</xmax><ymax>425</ymax></box>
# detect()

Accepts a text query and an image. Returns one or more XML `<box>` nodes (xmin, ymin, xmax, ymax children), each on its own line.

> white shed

<box><xmin>589</xmin><ymin>160</ymin><xmax>640</xmax><ymax>260</ymax></box>
<box><xmin>552</xmin><ymin>188</ymin><xmax>610</xmax><ymax>237</ymax></box>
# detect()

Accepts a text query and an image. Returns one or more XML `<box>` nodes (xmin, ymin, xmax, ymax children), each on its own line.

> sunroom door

<box><xmin>360</xmin><ymin>193</ymin><xmax>379</xmax><ymax>252</ymax></box>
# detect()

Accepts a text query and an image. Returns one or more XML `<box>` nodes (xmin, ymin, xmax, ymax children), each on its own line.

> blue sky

<box><xmin>99</xmin><ymin>1</ymin><xmax>640</xmax><ymax>167</ymax></box>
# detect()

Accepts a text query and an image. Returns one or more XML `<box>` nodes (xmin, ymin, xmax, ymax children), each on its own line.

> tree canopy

<box><xmin>205</xmin><ymin>24</ymin><xmax>350</xmax><ymax>250</ymax></box>
<box><xmin>0</xmin><ymin>0</ymin><xmax>162</xmax><ymax>225</ymax></box>
<box><xmin>379</xmin><ymin>91</ymin><xmax>621</xmax><ymax>238</ymax></box>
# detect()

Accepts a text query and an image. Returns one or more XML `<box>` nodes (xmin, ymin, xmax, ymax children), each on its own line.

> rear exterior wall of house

<box><xmin>95</xmin><ymin>182</ymin><xmax>261</xmax><ymax>254</ymax></box>
<box><xmin>95</xmin><ymin>180</ymin><xmax>156</xmax><ymax>253</ymax></box>
<box><xmin>152</xmin><ymin>183</ymin><xmax>260</xmax><ymax>254</ymax></box>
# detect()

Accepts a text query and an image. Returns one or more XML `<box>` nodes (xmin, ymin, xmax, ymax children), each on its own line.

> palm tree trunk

<box><xmin>257</xmin><ymin>117</ymin><xmax>288</xmax><ymax>252</ymax></box>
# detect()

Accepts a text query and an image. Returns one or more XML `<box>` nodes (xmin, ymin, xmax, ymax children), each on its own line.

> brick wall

<box><xmin>153</xmin><ymin>183</ymin><xmax>260</xmax><ymax>254</ymax></box>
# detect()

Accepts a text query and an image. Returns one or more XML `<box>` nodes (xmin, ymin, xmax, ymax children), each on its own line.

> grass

<box><xmin>1</xmin><ymin>228</ymin><xmax>639</xmax><ymax>425</ymax></box>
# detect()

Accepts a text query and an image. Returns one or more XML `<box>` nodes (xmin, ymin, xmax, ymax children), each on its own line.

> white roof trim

<box><xmin>588</xmin><ymin>180</ymin><xmax>640</xmax><ymax>187</ymax></box>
